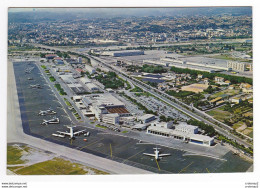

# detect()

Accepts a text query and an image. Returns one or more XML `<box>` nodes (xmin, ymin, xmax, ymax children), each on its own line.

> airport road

<box><xmin>7</xmin><ymin>60</ymin><xmax>153</xmax><ymax>174</ymax></box>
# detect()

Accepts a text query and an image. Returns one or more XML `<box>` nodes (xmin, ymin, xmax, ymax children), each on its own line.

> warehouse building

<box><xmin>102</xmin><ymin>50</ymin><xmax>144</xmax><ymax>57</ymax></box>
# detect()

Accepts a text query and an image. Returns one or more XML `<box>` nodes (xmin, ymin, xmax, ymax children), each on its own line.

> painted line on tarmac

<box><xmin>79</xmin><ymin>138</ymin><xmax>104</xmax><ymax>151</ymax></box>
<box><xmin>178</xmin><ymin>161</ymin><xmax>194</xmax><ymax>174</ymax></box>
<box><xmin>122</xmin><ymin>149</ymin><xmax>145</xmax><ymax>164</ymax></box>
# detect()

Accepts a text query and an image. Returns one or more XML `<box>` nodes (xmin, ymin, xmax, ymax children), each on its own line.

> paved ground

<box><xmin>7</xmin><ymin>60</ymin><xmax>153</xmax><ymax>175</ymax></box>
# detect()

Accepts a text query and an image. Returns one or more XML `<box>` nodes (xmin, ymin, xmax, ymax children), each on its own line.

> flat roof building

<box><xmin>102</xmin><ymin>50</ymin><xmax>144</xmax><ymax>57</ymax></box>
<box><xmin>102</xmin><ymin>113</ymin><xmax>120</xmax><ymax>125</ymax></box>
<box><xmin>147</xmin><ymin>126</ymin><xmax>214</xmax><ymax>146</ymax></box>
<box><xmin>138</xmin><ymin>114</ymin><xmax>156</xmax><ymax>123</ymax></box>
<box><xmin>85</xmin><ymin>64</ymin><xmax>96</xmax><ymax>74</ymax></box>
<box><xmin>175</xmin><ymin>123</ymin><xmax>198</xmax><ymax>134</ymax></box>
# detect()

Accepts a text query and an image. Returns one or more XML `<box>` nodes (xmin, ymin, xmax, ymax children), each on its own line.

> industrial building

<box><xmin>102</xmin><ymin>50</ymin><xmax>144</xmax><ymax>57</ymax></box>
<box><xmin>59</xmin><ymin>74</ymin><xmax>87</xmax><ymax>94</ymax></box>
<box><xmin>152</xmin><ymin>57</ymin><xmax>232</xmax><ymax>72</ymax></box>
<box><xmin>85</xmin><ymin>83</ymin><xmax>99</xmax><ymax>92</ymax></box>
<box><xmin>147</xmin><ymin>126</ymin><xmax>214</xmax><ymax>146</ymax></box>
<box><xmin>80</xmin><ymin>93</ymin><xmax>130</xmax><ymax>121</ymax></box>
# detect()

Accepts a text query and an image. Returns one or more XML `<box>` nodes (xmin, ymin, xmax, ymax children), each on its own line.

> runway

<box><xmin>7</xmin><ymin>60</ymin><xmax>153</xmax><ymax>174</ymax></box>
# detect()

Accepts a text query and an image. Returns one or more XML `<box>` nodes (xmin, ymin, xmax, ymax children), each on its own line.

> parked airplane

<box><xmin>143</xmin><ymin>147</ymin><xmax>171</xmax><ymax>160</ymax></box>
<box><xmin>41</xmin><ymin>116</ymin><xmax>59</xmax><ymax>125</ymax></box>
<box><xmin>38</xmin><ymin>107</ymin><xmax>57</xmax><ymax>116</ymax></box>
<box><xmin>30</xmin><ymin>84</ymin><xmax>42</xmax><ymax>89</ymax></box>
<box><xmin>53</xmin><ymin>126</ymin><xmax>89</xmax><ymax>140</ymax></box>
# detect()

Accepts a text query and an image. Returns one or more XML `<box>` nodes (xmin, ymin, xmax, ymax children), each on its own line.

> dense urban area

<box><xmin>7</xmin><ymin>8</ymin><xmax>253</xmax><ymax>175</ymax></box>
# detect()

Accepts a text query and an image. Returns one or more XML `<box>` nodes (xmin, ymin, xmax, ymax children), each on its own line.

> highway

<box><xmin>31</xmin><ymin>44</ymin><xmax>253</xmax><ymax>148</ymax></box>
<box><xmin>7</xmin><ymin>60</ymin><xmax>153</xmax><ymax>174</ymax></box>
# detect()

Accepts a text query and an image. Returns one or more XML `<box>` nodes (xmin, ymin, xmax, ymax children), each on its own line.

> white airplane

<box><xmin>30</xmin><ymin>84</ymin><xmax>42</xmax><ymax>89</ymax></box>
<box><xmin>41</xmin><ymin>116</ymin><xmax>59</xmax><ymax>125</ymax></box>
<box><xmin>53</xmin><ymin>126</ymin><xmax>89</xmax><ymax>140</ymax></box>
<box><xmin>143</xmin><ymin>147</ymin><xmax>171</xmax><ymax>160</ymax></box>
<box><xmin>38</xmin><ymin>107</ymin><xmax>57</xmax><ymax>116</ymax></box>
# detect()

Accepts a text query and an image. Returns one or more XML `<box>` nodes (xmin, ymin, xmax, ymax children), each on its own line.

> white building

<box><xmin>85</xmin><ymin>64</ymin><xmax>96</xmax><ymax>74</ymax></box>
<box><xmin>85</xmin><ymin>83</ymin><xmax>99</xmax><ymax>92</ymax></box>
<box><xmin>175</xmin><ymin>123</ymin><xmax>198</xmax><ymax>134</ymax></box>
<box><xmin>102</xmin><ymin>113</ymin><xmax>120</xmax><ymax>125</ymax></box>
<box><xmin>227</xmin><ymin>61</ymin><xmax>247</xmax><ymax>72</ymax></box>
<box><xmin>147</xmin><ymin>126</ymin><xmax>214</xmax><ymax>146</ymax></box>
<box><xmin>80</xmin><ymin>77</ymin><xmax>92</xmax><ymax>84</ymax></box>
<box><xmin>151</xmin><ymin>121</ymin><xmax>173</xmax><ymax>129</ymax></box>
<box><xmin>138</xmin><ymin>114</ymin><xmax>156</xmax><ymax>123</ymax></box>
<box><xmin>102</xmin><ymin>50</ymin><xmax>144</xmax><ymax>57</ymax></box>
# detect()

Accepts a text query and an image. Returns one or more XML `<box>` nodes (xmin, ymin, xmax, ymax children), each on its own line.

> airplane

<box><xmin>30</xmin><ymin>84</ymin><xmax>42</xmax><ymax>89</ymax></box>
<box><xmin>38</xmin><ymin>107</ymin><xmax>57</xmax><ymax>116</ymax></box>
<box><xmin>53</xmin><ymin>126</ymin><xmax>89</xmax><ymax>140</ymax></box>
<box><xmin>143</xmin><ymin>147</ymin><xmax>171</xmax><ymax>160</ymax></box>
<box><xmin>41</xmin><ymin>116</ymin><xmax>59</xmax><ymax>125</ymax></box>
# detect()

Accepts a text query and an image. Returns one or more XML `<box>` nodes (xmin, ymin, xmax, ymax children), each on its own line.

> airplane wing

<box><xmin>143</xmin><ymin>153</ymin><xmax>156</xmax><ymax>157</ymax></box>
<box><xmin>74</xmin><ymin>130</ymin><xmax>86</xmax><ymax>136</ymax></box>
<box><xmin>158</xmin><ymin>154</ymin><xmax>171</xmax><ymax>157</ymax></box>
<box><xmin>56</xmin><ymin>131</ymin><xmax>71</xmax><ymax>136</ymax></box>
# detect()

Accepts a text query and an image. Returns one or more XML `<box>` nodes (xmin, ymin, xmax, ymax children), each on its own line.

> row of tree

<box><xmin>170</xmin><ymin>66</ymin><xmax>252</xmax><ymax>85</ymax></box>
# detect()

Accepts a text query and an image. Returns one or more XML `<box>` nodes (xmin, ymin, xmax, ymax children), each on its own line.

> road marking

<box><xmin>79</xmin><ymin>138</ymin><xmax>104</xmax><ymax>151</ymax></box>
<box><xmin>178</xmin><ymin>161</ymin><xmax>194</xmax><ymax>174</ymax></box>
<box><xmin>155</xmin><ymin>159</ymin><xmax>161</xmax><ymax>171</ymax></box>
<box><xmin>110</xmin><ymin>144</ymin><xmax>112</xmax><ymax>158</ymax></box>
<box><xmin>122</xmin><ymin>149</ymin><xmax>145</xmax><ymax>163</ymax></box>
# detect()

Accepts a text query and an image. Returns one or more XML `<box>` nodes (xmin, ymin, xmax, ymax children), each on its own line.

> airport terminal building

<box><xmin>147</xmin><ymin>125</ymin><xmax>214</xmax><ymax>146</ymax></box>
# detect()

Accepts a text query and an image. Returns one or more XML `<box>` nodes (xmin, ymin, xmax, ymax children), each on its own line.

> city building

<box><xmin>45</xmin><ymin>54</ymin><xmax>57</xmax><ymax>59</ymax></box>
<box><xmin>231</xmin><ymin>97</ymin><xmax>242</xmax><ymax>104</ymax></box>
<box><xmin>227</xmin><ymin>61</ymin><xmax>247</xmax><ymax>72</ymax></box>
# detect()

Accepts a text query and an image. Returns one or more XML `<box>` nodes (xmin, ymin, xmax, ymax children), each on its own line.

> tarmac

<box><xmin>7</xmin><ymin>60</ymin><xmax>153</xmax><ymax>174</ymax></box>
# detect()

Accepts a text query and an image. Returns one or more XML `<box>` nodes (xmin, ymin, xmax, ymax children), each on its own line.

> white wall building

<box><xmin>85</xmin><ymin>64</ymin><xmax>96</xmax><ymax>74</ymax></box>
<box><xmin>102</xmin><ymin>113</ymin><xmax>120</xmax><ymax>125</ymax></box>
<box><xmin>175</xmin><ymin>123</ymin><xmax>198</xmax><ymax>134</ymax></box>
<box><xmin>151</xmin><ymin>121</ymin><xmax>173</xmax><ymax>129</ymax></box>
<box><xmin>227</xmin><ymin>61</ymin><xmax>247</xmax><ymax>72</ymax></box>
<box><xmin>138</xmin><ymin>114</ymin><xmax>156</xmax><ymax>123</ymax></box>
<box><xmin>147</xmin><ymin>126</ymin><xmax>214</xmax><ymax>146</ymax></box>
